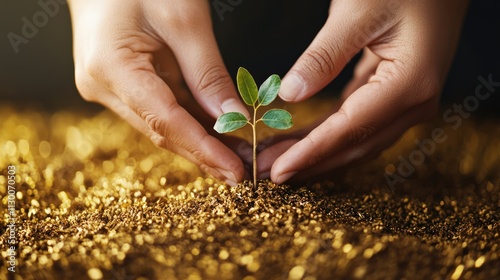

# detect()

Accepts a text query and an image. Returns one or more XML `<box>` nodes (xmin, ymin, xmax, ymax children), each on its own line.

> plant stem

<box><xmin>252</xmin><ymin>106</ymin><xmax>258</xmax><ymax>188</ymax></box>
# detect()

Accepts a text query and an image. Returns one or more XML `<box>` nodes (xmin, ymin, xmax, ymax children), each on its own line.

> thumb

<box><xmin>279</xmin><ymin>3</ymin><xmax>390</xmax><ymax>102</ymax></box>
<box><xmin>148</xmin><ymin>1</ymin><xmax>249</xmax><ymax>119</ymax></box>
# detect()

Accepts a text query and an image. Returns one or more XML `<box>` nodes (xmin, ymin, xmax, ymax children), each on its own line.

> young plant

<box><xmin>214</xmin><ymin>67</ymin><xmax>293</xmax><ymax>187</ymax></box>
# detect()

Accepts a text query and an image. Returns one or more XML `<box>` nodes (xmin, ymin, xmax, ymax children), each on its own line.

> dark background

<box><xmin>1</xmin><ymin>0</ymin><xmax>499</xmax><ymax>115</ymax></box>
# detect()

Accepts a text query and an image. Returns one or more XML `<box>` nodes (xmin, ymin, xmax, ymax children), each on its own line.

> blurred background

<box><xmin>1</xmin><ymin>0</ymin><xmax>499</xmax><ymax>115</ymax></box>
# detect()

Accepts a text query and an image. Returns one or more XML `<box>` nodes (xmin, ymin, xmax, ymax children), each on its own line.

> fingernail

<box><xmin>258</xmin><ymin>171</ymin><xmax>270</xmax><ymax>180</ymax></box>
<box><xmin>221</xmin><ymin>98</ymin><xmax>250</xmax><ymax>119</ymax></box>
<box><xmin>225</xmin><ymin>179</ymin><xmax>238</xmax><ymax>187</ymax></box>
<box><xmin>276</xmin><ymin>171</ymin><xmax>297</xmax><ymax>184</ymax></box>
<box><xmin>216</xmin><ymin>168</ymin><xmax>238</xmax><ymax>185</ymax></box>
<box><xmin>279</xmin><ymin>74</ymin><xmax>305</xmax><ymax>102</ymax></box>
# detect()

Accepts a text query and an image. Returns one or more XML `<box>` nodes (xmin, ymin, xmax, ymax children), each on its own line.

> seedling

<box><xmin>214</xmin><ymin>67</ymin><xmax>293</xmax><ymax>187</ymax></box>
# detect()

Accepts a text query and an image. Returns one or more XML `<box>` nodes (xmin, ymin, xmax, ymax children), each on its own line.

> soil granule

<box><xmin>0</xmin><ymin>104</ymin><xmax>499</xmax><ymax>280</ymax></box>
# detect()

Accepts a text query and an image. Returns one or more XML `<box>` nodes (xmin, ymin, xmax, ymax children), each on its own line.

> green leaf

<box><xmin>261</xmin><ymin>109</ymin><xmax>293</xmax><ymax>130</ymax></box>
<box><xmin>237</xmin><ymin>67</ymin><xmax>258</xmax><ymax>106</ymax></box>
<box><xmin>258</xmin><ymin>74</ymin><xmax>281</xmax><ymax>106</ymax></box>
<box><xmin>214</xmin><ymin>112</ymin><xmax>248</xmax><ymax>133</ymax></box>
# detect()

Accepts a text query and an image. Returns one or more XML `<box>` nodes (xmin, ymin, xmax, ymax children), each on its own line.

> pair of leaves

<box><xmin>214</xmin><ymin>109</ymin><xmax>293</xmax><ymax>133</ymax></box>
<box><xmin>238</xmin><ymin>67</ymin><xmax>281</xmax><ymax>107</ymax></box>
<box><xmin>214</xmin><ymin>67</ymin><xmax>293</xmax><ymax>134</ymax></box>
<box><xmin>213</xmin><ymin>112</ymin><xmax>248</xmax><ymax>133</ymax></box>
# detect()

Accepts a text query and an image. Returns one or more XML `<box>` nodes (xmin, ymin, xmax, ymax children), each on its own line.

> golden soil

<box><xmin>1</xmin><ymin>102</ymin><xmax>499</xmax><ymax>280</ymax></box>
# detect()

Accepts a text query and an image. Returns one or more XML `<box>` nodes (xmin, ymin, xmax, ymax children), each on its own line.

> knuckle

<box><xmin>145</xmin><ymin>115</ymin><xmax>177</xmax><ymax>151</ymax></box>
<box><xmin>337</xmin><ymin>109</ymin><xmax>376</xmax><ymax>145</ymax></box>
<box><xmin>303</xmin><ymin>45</ymin><xmax>337</xmax><ymax>79</ymax></box>
<box><xmin>198</xmin><ymin>163</ymin><xmax>212</xmax><ymax>177</ymax></box>
<box><xmin>308</xmin><ymin>155</ymin><xmax>323</xmax><ymax>168</ymax></box>
<box><xmin>140</xmin><ymin>103</ymin><xmax>208</xmax><ymax>165</ymax></box>
<box><xmin>195</xmin><ymin>64</ymin><xmax>231</xmax><ymax>95</ymax></box>
<box><xmin>183</xmin><ymin>135</ymin><xmax>211</xmax><ymax>168</ymax></box>
<box><xmin>190</xmin><ymin>143</ymin><xmax>206</xmax><ymax>164</ymax></box>
<box><xmin>140</xmin><ymin>103</ymin><xmax>177</xmax><ymax>137</ymax></box>
<box><xmin>303</xmin><ymin>136</ymin><xmax>324</xmax><ymax>167</ymax></box>
<box><xmin>143</xmin><ymin>112</ymin><xmax>167</xmax><ymax>137</ymax></box>
<box><xmin>148</xmin><ymin>131</ymin><xmax>167</xmax><ymax>149</ymax></box>
<box><xmin>347</xmin><ymin>125</ymin><xmax>376</xmax><ymax>145</ymax></box>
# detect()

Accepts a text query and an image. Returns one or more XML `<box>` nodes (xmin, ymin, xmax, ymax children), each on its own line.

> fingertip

<box><xmin>221</xmin><ymin>97</ymin><xmax>250</xmax><ymax>119</ymax></box>
<box><xmin>279</xmin><ymin>73</ymin><xmax>306</xmax><ymax>102</ymax></box>
<box><xmin>274</xmin><ymin>171</ymin><xmax>297</xmax><ymax>185</ymax></box>
<box><xmin>224</xmin><ymin>179</ymin><xmax>238</xmax><ymax>187</ymax></box>
<box><xmin>270</xmin><ymin>157</ymin><xmax>291</xmax><ymax>184</ymax></box>
<box><xmin>215</xmin><ymin>167</ymin><xmax>241</xmax><ymax>186</ymax></box>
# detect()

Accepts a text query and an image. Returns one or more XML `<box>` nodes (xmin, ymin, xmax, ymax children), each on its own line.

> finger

<box><xmin>110</xmin><ymin>95</ymin><xmax>244</xmax><ymax>184</ymax></box>
<box><xmin>256</xmin><ymin>101</ymin><xmax>343</xmax><ymax>178</ymax></box>
<box><xmin>279</xmin><ymin>2</ymin><xmax>393</xmax><ymax>102</ymax></box>
<box><xmin>92</xmin><ymin>53</ymin><xmax>244</xmax><ymax>185</ymax></box>
<box><xmin>104</xmin><ymin>66</ymin><xmax>252</xmax><ymax>185</ymax></box>
<box><xmin>341</xmin><ymin>48</ymin><xmax>382</xmax><ymax>100</ymax></box>
<box><xmin>153</xmin><ymin>49</ymin><xmax>254</xmax><ymax>166</ymax></box>
<box><xmin>257</xmin><ymin>139</ymin><xmax>298</xmax><ymax>179</ymax></box>
<box><xmin>271</xmin><ymin>56</ymin><xmax>438</xmax><ymax>184</ymax></box>
<box><xmin>146</xmin><ymin>1</ymin><xmax>250</xmax><ymax>120</ymax></box>
<box><xmin>151</xmin><ymin>48</ymin><xmax>254</xmax><ymax>176</ymax></box>
<box><xmin>288</xmin><ymin>97</ymin><xmax>439</xmax><ymax>182</ymax></box>
<box><xmin>74</xmin><ymin>66</ymin><xmax>147</xmax><ymax>136</ymax></box>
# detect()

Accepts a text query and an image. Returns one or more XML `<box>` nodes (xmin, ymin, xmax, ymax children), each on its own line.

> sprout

<box><xmin>214</xmin><ymin>67</ymin><xmax>293</xmax><ymax>187</ymax></box>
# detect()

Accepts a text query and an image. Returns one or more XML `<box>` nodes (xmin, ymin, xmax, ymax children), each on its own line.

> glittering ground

<box><xmin>0</xmin><ymin>102</ymin><xmax>499</xmax><ymax>280</ymax></box>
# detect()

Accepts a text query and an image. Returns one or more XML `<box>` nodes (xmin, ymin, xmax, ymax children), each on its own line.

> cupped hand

<box><xmin>68</xmin><ymin>0</ymin><xmax>251</xmax><ymax>185</ymax></box>
<box><xmin>258</xmin><ymin>0</ymin><xmax>470</xmax><ymax>184</ymax></box>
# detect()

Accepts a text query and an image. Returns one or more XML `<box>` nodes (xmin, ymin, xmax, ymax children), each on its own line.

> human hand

<box><xmin>68</xmin><ymin>0</ymin><xmax>250</xmax><ymax>186</ymax></box>
<box><xmin>258</xmin><ymin>0</ymin><xmax>470</xmax><ymax>184</ymax></box>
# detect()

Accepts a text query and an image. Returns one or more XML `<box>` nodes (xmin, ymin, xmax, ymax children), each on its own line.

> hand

<box><xmin>68</xmin><ymin>0</ymin><xmax>250</xmax><ymax>186</ymax></box>
<box><xmin>258</xmin><ymin>0</ymin><xmax>470</xmax><ymax>184</ymax></box>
